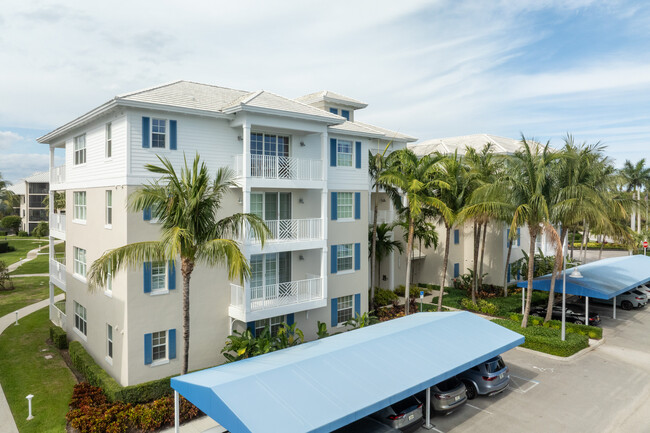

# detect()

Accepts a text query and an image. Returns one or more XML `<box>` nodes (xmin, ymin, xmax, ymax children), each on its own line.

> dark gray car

<box><xmin>416</xmin><ymin>376</ymin><xmax>467</xmax><ymax>414</ymax></box>
<box><xmin>458</xmin><ymin>355</ymin><xmax>510</xmax><ymax>399</ymax></box>
<box><xmin>371</xmin><ymin>395</ymin><xmax>424</xmax><ymax>431</ymax></box>
<box><xmin>333</xmin><ymin>416</ymin><xmax>402</xmax><ymax>432</ymax></box>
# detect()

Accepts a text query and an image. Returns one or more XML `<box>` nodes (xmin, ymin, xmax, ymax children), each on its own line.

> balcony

<box><xmin>50</xmin><ymin>300</ymin><xmax>66</xmax><ymax>329</ymax></box>
<box><xmin>50</xmin><ymin>213</ymin><xmax>66</xmax><ymax>240</ymax></box>
<box><xmin>375</xmin><ymin>210</ymin><xmax>396</xmax><ymax>224</ymax></box>
<box><xmin>246</xmin><ymin>218</ymin><xmax>322</xmax><ymax>243</ymax></box>
<box><xmin>50</xmin><ymin>258</ymin><xmax>66</xmax><ymax>290</ymax></box>
<box><xmin>234</xmin><ymin>155</ymin><xmax>323</xmax><ymax>182</ymax></box>
<box><xmin>229</xmin><ymin>277</ymin><xmax>326</xmax><ymax>322</ymax></box>
<box><xmin>52</xmin><ymin>165</ymin><xmax>66</xmax><ymax>185</ymax></box>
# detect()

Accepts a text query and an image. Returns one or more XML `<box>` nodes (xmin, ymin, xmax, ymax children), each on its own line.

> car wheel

<box><xmin>573</xmin><ymin>319</ymin><xmax>584</xmax><ymax>325</ymax></box>
<box><xmin>621</xmin><ymin>300</ymin><xmax>633</xmax><ymax>310</ymax></box>
<box><xmin>465</xmin><ymin>382</ymin><xmax>477</xmax><ymax>400</ymax></box>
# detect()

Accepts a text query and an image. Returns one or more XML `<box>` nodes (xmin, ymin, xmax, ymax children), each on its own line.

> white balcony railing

<box><xmin>50</xmin><ymin>213</ymin><xmax>66</xmax><ymax>234</ymax></box>
<box><xmin>52</xmin><ymin>165</ymin><xmax>66</xmax><ymax>184</ymax></box>
<box><xmin>50</xmin><ymin>259</ymin><xmax>66</xmax><ymax>289</ymax></box>
<box><xmin>50</xmin><ymin>302</ymin><xmax>66</xmax><ymax>329</ymax></box>
<box><xmin>230</xmin><ymin>277</ymin><xmax>324</xmax><ymax>312</ymax></box>
<box><xmin>375</xmin><ymin>210</ymin><xmax>395</xmax><ymax>224</ymax></box>
<box><xmin>245</xmin><ymin>218</ymin><xmax>322</xmax><ymax>244</ymax></box>
<box><xmin>234</xmin><ymin>155</ymin><xmax>323</xmax><ymax>181</ymax></box>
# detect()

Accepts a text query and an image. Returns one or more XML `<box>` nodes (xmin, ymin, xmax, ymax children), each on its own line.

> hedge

<box><xmin>372</xmin><ymin>287</ymin><xmax>399</xmax><ymax>307</ymax></box>
<box><xmin>571</xmin><ymin>242</ymin><xmax>627</xmax><ymax>251</ymax></box>
<box><xmin>0</xmin><ymin>231</ymin><xmax>7</xmax><ymax>237</ymax></box>
<box><xmin>69</xmin><ymin>341</ymin><xmax>174</xmax><ymax>403</ymax></box>
<box><xmin>493</xmin><ymin>318</ymin><xmax>589</xmax><ymax>357</ymax></box>
<box><xmin>509</xmin><ymin>313</ymin><xmax>603</xmax><ymax>340</ymax></box>
<box><xmin>0</xmin><ymin>242</ymin><xmax>8</xmax><ymax>253</ymax></box>
<box><xmin>50</xmin><ymin>325</ymin><xmax>68</xmax><ymax>349</ymax></box>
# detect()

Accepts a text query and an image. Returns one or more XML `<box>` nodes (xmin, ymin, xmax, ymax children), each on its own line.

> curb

<box><xmin>514</xmin><ymin>336</ymin><xmax>606</xmax><ymax>362</ymax></box>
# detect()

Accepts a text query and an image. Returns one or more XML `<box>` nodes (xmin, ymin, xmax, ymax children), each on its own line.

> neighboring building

<box><xmin>373</xmin><ymin>134</ymin><xmax>554</xmax><ymax>291</ymax></box>
<box><xmin>6</xmin><ymin>170</ymin><xmax>50</xmax><ymax>233</ymax></box>
<box><xmin>39</xmin><ymin>80</ymin><xmax>415</xmax><ymax>386</ymax></box>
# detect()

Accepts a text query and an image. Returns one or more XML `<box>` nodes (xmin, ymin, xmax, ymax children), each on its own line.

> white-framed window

<box><xmin>151</xmin><ymin>262</ymin><xmax>166</xmax><ymax>292</ymax></box>
<box><xmin>106</xmin><ymin>324</ymin><xmax>113</xmax><ymax>360</ymax></box>
<box><xmin>337</xmin><ymin>244</ymin><xmax>353</xmax><ymax>272</ymax></box>
<box><xmin>74</xmin><ymin>301</ymin><xmax>87</xmax><ymax>336</ymax></box>
<box><xmin>151</xmin><ymin>119</ymin><xmax>166</xmax><ymax>149</ymax></box>
<box><xmin>106</xmin><ymin>123</ymin><xmax>112</xmax><ymax>158</ymax></box>
<box><xmin>337</xmin><ymin>192</ymin><xmax>353</xmax><ymax>219</ymax></box>
<box><xmin>152</xmin><ymin>330</ymin><xmax>167</xmax><ymax>362</ymax></box>
<box><xmin>73</xmin><ymin>191</ymin><xmax>86</xmax><ymax>222</ymax></box>
<box><xmin>105</xmin><ymin>190</ymin><xmax>112</xmax><ymax>226</ymax></box>
<box><xmin>337</xmin><ymin>295</ymin><xmax>353</xmax><ymax>325</ymax></box>
<box><xmin>337</xmin><ymin>139</ymin><xmax>353</xmax><ymax>167</ymax></box>
<box><xmin>254</xmin><ymin>315</ymin><xmax>285</xmax><ymax>337</ymax></box>
<box><xmin>74</xmin><ymin>134</ymin><xmax>86</xmax><ymax>165</ymax></box>
<box><xmin>74</xmin><ymin>247</ymin><xmax>87</xmax><ymax>278</ymax></box>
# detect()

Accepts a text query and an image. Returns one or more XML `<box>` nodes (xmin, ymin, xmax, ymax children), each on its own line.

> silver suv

<box><xmin>458</xmin><ymin>355</ymin><xmax>510</xmax><ymax>399</ymax></box>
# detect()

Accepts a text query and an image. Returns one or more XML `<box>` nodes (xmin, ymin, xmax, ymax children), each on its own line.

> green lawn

<box><xmin>0</xmin><ymin>239</ymin><xmax>48</xmax><ymax>266</ymax></box>
<box><xmin>0</xmin><ymin>277</ymin><xmax>62</xmax><ymax>318</ymax></box>
<box><xmin>9</xmin><ymin>242</ymin><xmax>64</xmax><ymax>275</ymax></box>
<box><xmin>0</xmin><ymin>308</ymin><xmax>76</xmax><ymax>433</ymax></box>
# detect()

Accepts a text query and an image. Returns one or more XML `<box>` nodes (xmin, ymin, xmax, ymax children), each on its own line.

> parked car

<box><xmin>530</xmin><ymin>304</ymin><xmax>601</xmax><ymax>326</ymax></box>
<box><xmin>590</xmin><ymin>290</ymin><xmax>647</xmax><ymax>310</ymax></box>
<box><xmin>635</xmin><ymin>284</ymin><xmax>650</xmax><ymax>298</ymax></box>
<box><xmin>333</xmin><ymin>416</ymin><xmax>402</xmax><ymax>433</ymax></box>
<box><xmin>371</xmin><ymin>395</ymin><xmax>423</xmax><ymax>431</ymax></box>
<box><xmin>416</xmin><ymin>376</ymin><xmax>467</xmax><ymax>414</ymax></box>
<box><xmin>458</xmin><ymin>355</ymin><xmax>510</xmax><ymax>399</ymax></box>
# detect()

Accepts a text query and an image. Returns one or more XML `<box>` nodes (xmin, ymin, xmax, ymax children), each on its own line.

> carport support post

<box><xmin>585</xmin><ymin>297</ymin><xmax>589</xmax><ymax>327</ymax></box>
<box><xmin>423</xmin><ymin>387</ymin><xmax>433</xmax><ymax>429</ymax></box>
<box><xmin>174</xmin><ymin>391</ymin><xmax>179</xmax><ymax>433</ymax></box>
<box><xmin>613</xmin><ymin>296</ymin><xmax>617</xmax><ymax>319</ymax></box>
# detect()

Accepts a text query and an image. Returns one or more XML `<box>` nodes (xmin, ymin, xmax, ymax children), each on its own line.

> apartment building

<box><xmin>39</xmin><ymin>81</ymin><xmax>415</xmax><ymax>386</ymax></box>
<box><xmin>6</xmin><ymin>170</ymin><xmax>50</xmax><ymax>233</ymax></box>
<box><xmin>373</xmin><ymin>134</ymin><xmax>555</xmax><ymax>291</ymax></box>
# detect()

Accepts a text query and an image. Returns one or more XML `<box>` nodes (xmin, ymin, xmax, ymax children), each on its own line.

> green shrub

<box><xmin>0</xmin><ymin>242</ymin><xmax>7</xmax><ymax>253</ymax></box>
<box><xmin>0</xmin><ymin>231</ymin><xmax>7</xmax><ymax>236</ymax></box>
<box><xmin>394</xmin><ymin>285</ymin><xmax>431</xmax><ymax>298</ymax></box>
<box><xmin>509</xmin><ymin>313</ymin><xmax>602</xmax><ymax>339</ymax></box>
<box><xmin>461</xmin><ymin>298</ymin><xmax>479</xmax><ymax>311</ymax></box>
<box><xmin>373</xmin><ymin>287</ymin><xmax>399</xmax><ymax>307</ymax></box>
<box><xmin>17</xmin><ymin>231</ymin><xmax>29</xmax><ymax>237</ymax></box>
<box><xmin>493</xmin><ymin>318</ymin><xmax>589</xmax><ymax>357</ymax></box>
<box><xmin>50</xmin><ymin>326</ymin><xmax>68</xmax><ymax>349</ymax></box>
<box><xmin>69</xmin><ymin>341</ymin><xmax>173</xmax><ymax>403</ymax></box>
<box><xmin>460</xmin><ymin>298</ymin><xmax>498</xmax><ymax>316</ymax></box>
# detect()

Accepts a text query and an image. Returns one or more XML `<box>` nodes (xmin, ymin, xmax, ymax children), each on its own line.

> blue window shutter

<box><xmin>453</xmin><ymin>263</ymin><xmax>460</xmax><ymax>278</ymax></box>
<box><xmin>329</xmin><ymin>108</ymin><xmax>338</xmax><ymax>115</ymax></box>
<box><xmin>143</xmin><ymin>262</ymin><xmax>151</xmax><ymax>293</ymax></box>
<box><xmin>330</xmin><ymin>138</ymin><xmax>337</xmax><ymax>167</ymax></box>
<box><xmin>354</xmin><ymin>192</ymin><xmax>361</xmax><ymax>220</ymax></box>
<box><xmin>331</xmin><ymin>245</ymin><xmax>338</xmax><ymax>274</ymax></box>
<box><xmin>517</xmin><ymin>228</ymin><xmax>521</xmax><ymax>247</ymax></box>
<box><xmin>355</xmin><ymin>141</ymin><xmax>362</xmax><ymax>168</ymax></box>
<box><xmin>142</xmin><ymin>117</ymin><xmax>150</xmax><ymax>148</ymax></box>
<box><xmin>508</xmin><ymin>264</ymin><xmax>511</xmax><ymax>283</ymax></box>
<box><xmin>168</xmin><ymin>261</ymin><xmax>176</xmax><ymax>290</ymax></box>
<box><xmin>144</xmin><ymin>333</ymin><xmax>152</xmax><ymax>365</ymax></box>
<box><xmin>331</xmin><ymin>298</ymin><xmax>338</xmax><ymax>327</ymax></box>
<box><xmin>354</xmin><ymin>293</ymin><xmax>361</xmax><ymax>316</ymax></box>
<box><xmin>168</xmin><ymin>329</ymin><xmax>176</xmax><ymax>359</ymax></box>
<box><xmin>169</xmin><ymin>120</ymin><xmax>177</xmax><ymax>150</ymax></box>
<box><xmin>246</xmin><ymin>322</ymin><xmax>255</xmax><ymax>335</ymax></box>
<box><xmin>331</xmin><ymin>192</ymin><xmax>337</xmax><ymax>220</ymax></box>
<box><xmin>454</xmin><ymin>229</ymin><xmax>459</xmax><ymax>244</ymax></box>
<box><xmin>517</xmin><ymin>269</ymin><xmax>521</xmax><ymax>280</ymax></box>
<box><xmin>143</xmin><ymin>207</ymin><xmax>151</xmax><ymax>221</ymax></box>
<box><xmin>507</xmin><ymin>228</ymin><xmax>510</xmax><ymax>248</ymax></box>
<box><xmin>342</xmin><ymin>110</ymin><xmax>350</xmax><ymax>121</ymax></box>
<box><xmin>354</xmin><ymin>243</ymin><xmax>361</xmax><ymax>270</ymax></box>
<box><xmin>286</xmin><ymin>313</ymin><xmax>294</xmax><ymax>326</ymax></box>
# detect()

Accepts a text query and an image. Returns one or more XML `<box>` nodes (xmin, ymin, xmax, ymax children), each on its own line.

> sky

<box><xmin>1</xmin><ymin>0</ymin><xmax>649</xmax><ymax>183</ymax></box>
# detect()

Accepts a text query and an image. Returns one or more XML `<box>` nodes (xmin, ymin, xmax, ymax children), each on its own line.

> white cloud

<box><xmin>0</xmin><ymin>154</ymin><xmax>63</xmax><ymax>184</ymax></box>
<box><xmin>0</xmin><ymin>131</ymin><xmax>24</xmax><ymax>150</ymax></box>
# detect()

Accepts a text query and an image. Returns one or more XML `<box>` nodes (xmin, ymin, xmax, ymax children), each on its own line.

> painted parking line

<box><xmin>466</xmin><ymin>403</ymin><xmax>494</xmax><ymax>415</ymax></box>
<box><xmin>508</xmin><ymin>374</ymin><xmax>540</xmax><ymax>394</ymax></box>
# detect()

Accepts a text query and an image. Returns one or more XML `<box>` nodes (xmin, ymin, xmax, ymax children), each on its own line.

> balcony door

<box><xmin>250</xmin><ymin>252</ymin><xmax>292</xmax><ymax>302</ymax></box>
<box><xmin>251</xmin><ymin>192</ymin><xmax>292</xmax><ymax>240</ymax></box>
<box><xmin>250</xmin><ymin>133</ymin><xmax>290</xmax><ymax>178</ymax></box>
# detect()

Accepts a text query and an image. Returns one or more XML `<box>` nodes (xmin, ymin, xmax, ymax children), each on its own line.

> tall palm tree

<box><xmin>0</xmin><ymin>173</ymin><xmax>16</xmax><ymax>218</ymax></box>
<box><xmin>88</xmin><ymin>155</ymin><xmax>269</xmax><ymax>375</ymax></box>
<box><xmin>380</xmin><ymin>149</ymin><xmax>451</xmax><ymax>314</ymax></box>
<box><xmin>368</xmin><ymin>223</ymin><xmax>404</xmax><ymax>293</ymax></box>
<box><xmin>620</xmin><ymin>159</ymin><xmax>650</xmax><ymax>233</ymax></box>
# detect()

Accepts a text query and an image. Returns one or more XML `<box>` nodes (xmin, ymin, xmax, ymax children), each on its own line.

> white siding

<box><xmin>328</xmin><ymin>134</ymin><xmax>369</xmax><ymax>191</ymax></box>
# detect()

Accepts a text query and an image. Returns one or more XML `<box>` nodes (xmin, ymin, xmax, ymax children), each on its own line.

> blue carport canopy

<box><xmin>516</xmin><ymin>255</ymin><xmax>650</xmax><ymax>300</ymax></box>
<box><xmin>171</xmin><ymin>311</ymin><xmax>523</xmax><ymax>433</ymax></box>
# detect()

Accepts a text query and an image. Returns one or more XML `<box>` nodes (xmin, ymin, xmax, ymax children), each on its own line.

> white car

<box><xmin>592</xmin><ymin>290</ymin><xmax>647</xmax><ymax>310</ymax></box>
<box><xmin>636</xmin><ymin>284</ymin><xmax>650</xmax><ymax>298</ymax></box>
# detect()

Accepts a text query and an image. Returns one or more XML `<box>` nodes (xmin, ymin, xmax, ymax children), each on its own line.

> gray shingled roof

<box><xmin>409</xmin><ymin>134</ymin><xmax>524</xmax><ymax>157</ymax></box>
<box><xmin>222</xmin><ymin>90</ymin><xmax>344</xmax><ymax>121</ymax></box>
<box><xmin>295</xmin><ymin>91</ymin><xmax>368</xmax><ymax>109</ymax></box>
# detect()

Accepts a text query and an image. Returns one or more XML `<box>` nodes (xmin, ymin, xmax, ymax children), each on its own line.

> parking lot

<box><xmin>416</xmin><ymin>302</ymin><xmax>650</xmax><ymax>433</ymax></box>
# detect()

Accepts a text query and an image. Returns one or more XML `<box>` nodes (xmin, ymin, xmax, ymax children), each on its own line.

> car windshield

<box><xmin>485</xmin><ymin>357</ymin><xmax>506</xmax><ymax>373</ymax></box>
<box><xmin>436</xmin><ymin>377</ymin><xmax>461</xmax><ymax>392</ymax></box>
<box><xmin>632</xmin><ymin>289</ymin><xmax>644</xmax><ymax>295</ymax></box>
<box><xmin>392</xmin><ymin>396</ymin><xmax>420</xmax><ymax>414</ymax></box>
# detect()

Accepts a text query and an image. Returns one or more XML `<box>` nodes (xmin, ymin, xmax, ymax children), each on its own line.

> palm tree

<box><xmin>88</xmin><ymin>154</ymin><xmax>269</xmax><ymax>375</ymax></box>
<box><xmin>368</xmin><ymin>223</ymin><xmax>403</xmax><ymax>294</ymax></box>
<box><xmin>379</xmin><ymin>149</ymin><xmax>451</xmax><ymax>315</ymax></box>
<box><xmin>620</xmin><ymin>159</ymin><xmax>650</xmax><ymax>233</ymax></box>
<box><xmin>0</xmin><ymin>173</ymin><xmax>17</xmax><ymax>218</ymax></box>
<box><xmin>397</xmin><ymin>212</ymin><xmax>438</xmax><ymax>285</ymax></box>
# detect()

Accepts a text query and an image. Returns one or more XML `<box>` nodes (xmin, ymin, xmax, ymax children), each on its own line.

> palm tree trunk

<box><xmin>503</xmin><ymin>240</ymin><xmax>513</xmax><ymax>297</ymax></box>
<box><xmin>599</xmin><ymin>238</ymin><xmax>604</xmax><ymax>260</ymax></box>
<box><xmin>579</xmin><ymin>219</ymin><xmax>587</xmax><ymax>258</ymax></box>
<box><xmin>438</xmin><ymin>226</ymin><xmax>451</xmax><ymax>311</ymax></box>
<box><xmin>582</xmin><ymin>223</ymin><xmax>590</xmax><ymax>263</ymax></box>
<box><xmin>521</xmin><ymin>230</ymin><xmax>538</xmax><ymax>328</ymax></box>
<box><xmin>638</xmin><ymin>189</ymin><xmax>642</xmax><ymax>233</ymax></box>
<box><xmin>478</xmin><ymin>221</ymin><xmax>488</xmax><ymax>289</ymax></box>
<box><xmin>370</xmin><ymin>185</ymin><xmax>380</xmax><ymax>306</ymax></box>
<box><xmin>404</xmin><ymin>218</ymin><xmax>415</xmax><ymax>315</ymax></box>
<box><xmin>181</xmin><ymin>258</ymin><xmax>194</xmax><ymax>375</ymax></box>
<box><xmin>544</xmin><ymin>227</ymin><xmax>567</xmax><ymax>323</ymax></box>
<box><xmin>570</xmin><ymin>229</ymin><xmax>575</xmax><ymax>260</ymax></box>
<box><xmin>472</xmin><ymin>221</ymin><xmax>481</xmax><ymax>303</ymax></box>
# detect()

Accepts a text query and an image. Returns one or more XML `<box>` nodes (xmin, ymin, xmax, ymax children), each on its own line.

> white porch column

<box><xmin>243</xmin><ymin>123</ymin><xmax>251</xmax><ymax>179</ymax></box>
<box><xmin>174</xmin><ymin>391</ymin><xmax>179</xmax><ymax>433</ymax></box>
<box><xmin>320</xmin><ymin>131</ymin><xmax>328</xmax><ymax>301</ymax></box>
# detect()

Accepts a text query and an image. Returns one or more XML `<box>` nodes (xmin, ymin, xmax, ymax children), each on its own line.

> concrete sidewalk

<box><xmin>0</xmin><ymin>294</ymin><xmax>64</xmax><ymax>433</ymax></box>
